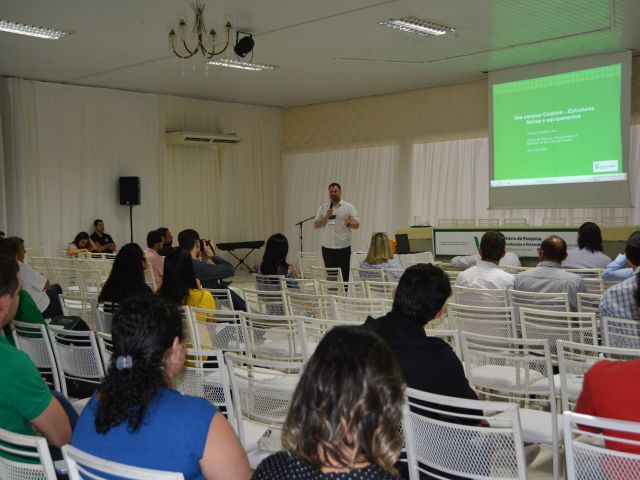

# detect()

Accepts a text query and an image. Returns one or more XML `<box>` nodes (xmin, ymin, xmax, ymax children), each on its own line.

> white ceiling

<box><xmin>1</xmin><ymin>0</ymin><xmax>639</xmax><ymax>107</ymax></box>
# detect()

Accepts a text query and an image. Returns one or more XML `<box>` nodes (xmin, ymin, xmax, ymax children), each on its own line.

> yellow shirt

<box><xmin>184</xmin><ymin>289</ymin><xmax>215</xmax><ymax>310</ymax></box>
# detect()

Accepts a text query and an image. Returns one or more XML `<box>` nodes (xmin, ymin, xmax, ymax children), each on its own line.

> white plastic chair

<box><xmin>48</xmin><ymin>325</ymin><xmax>105</xmax><ymax>398</ymax></box>
<box><xmin>350</xmin><ymin>267</ymin><xmax>385</xmax><ymax>282</ymax></box>
<box><xmin>77</xmin><ymin>269</ymin><xmax>104</xmax><ymax>297</ymax></box>
<box><xmin>296</xmin><ymin>251</ymin><xmax>323</xmax><ymax>279</ymax></box>
<box><xmin>285</xmin><ymin>291</ymin><xmax>334</xmax><ymax>319</ymax></box>
<box><xmin>188</xmin><ymin>308</ymin><xmax>244</xmax><ymax>352</ymax></box>
<box><xmin>455</xmin><ymin>218</ymin><xmax>475</xmax><ymax>226</ymax></box>
<box><xmin>317</xmin><ymin>280</ymin><xmax>366</xmax><ymax>298</ymax></box>
<box><xmin>602</xmin><ymin>316</ymin><xmax>640</xmax><ymax>349</ymax></box>
<box><xmin>424</xmin><ymin>329</ymin><xmax>462</xmax><ymax>360</ymax></box>
<box><xmin>243</xmin><ymin>289</ymin><xmax>287</xmax><ymax>316</ymax></box>
<box><xmin>59</xmin><ymin>294</ymin><xmax>97</xmax><ymax>330</ymax></box>
<box><xmin>203</xmin><ymin>288</ymin><xmax>234</xmax><ymax>310</ymax></box>
<box><xmin>310</xmin><ymin>266</ymin><xmax>343</xmax><ymax>282</ymax></box>
<box><xmin>543</xmin><ymin>217</ymin><xmax>566</xmax><ymax>226</ymax></box>
<box><xmin>297</xmin><ymin>317</ymin><xmax>361</xmax><ymax>360</ymax></box>
<box><xmin>601</xmin><ymin>216</ymin><xmax>629</xmax><ymax>226</ymax></box>
<box><xmin>503</xmin><ymin>218</ymin><xmax>528</xmax><ymax>226</ymax></box>
<box><xmin>240</xmin><ymin>312</ymin><xmax>305</xmax><ymax>362</ymax></box>
<box><xmin>53</xmin><ymin>267</ymin><xmax>83</xmax><ymax>298</ymax></box>
<box><xmin>89</xmin><ymin>299</ymin><xmax>115</xmax><ymax>334</ymax></box>
<box><xmin>0</xmin><ymin>427</ymin><xmax>57</xmax><ymax>480</ymax></box>
<box><xmin>508</xmin><ymin>289</ymin><xmax>570</xmax><ymax>314</ymax></box>
<box><xmin>331</xmin><ymin>296</ymin><xmax>392</xmax><ymax>323</ymax></box>
<box><xmin>461</xmin><ymin>332</ymin><xmax>561</xmax><ymax>479</ymax></box>
<box><xmin>478</xmin><ymin>218</ymin><xmax>500</xmax><ymax>226</ymax></box>
<box><xmin>447</xmin><ymin>303</ymin><xmax>518</xmax><ymax>339</ymax></box>
<box><xmin>564</xmin><ymin>412</ymin><xmax>640</xmax><ymax>480</ymax></box>
<box><xmin>62</xmin><ymin>444</ymin><xmax>184</xmax><ymax>479</ymax></box>
<box><xmin>365</xmin><ymin>281</ymin><xmax>397</xmax><ymax>300</ymax></box>
<box><xmin>402</xmin><ymin>387</ymin><xmax>527</xmax><ymax>480</ymax></box>
<box><xmin>437</xmin><ymin>218</ymin><xmax>457</xmax><ymax>226</ymax></box>
<box><xmin>254</xmin><ymin>274</ymin><xmax>284</xmax><ymax>291</ymax></box>
<box><xmin>13</xmin><ymin>321</ymin><xmax>61</xmax><ymax>392</ymax></box>
<box><xmin>278</xmin><ymin>277</ymin><xmax>319</xmax><ymax>295</ymax></box>
<box><xmin>453</xmin><ymin>285</ymin><xmax>509</xmax><ymax>307</ymax></box>
<box><xmin>384</xmin><ymin>268</ymin><xmax>405</xmax><ymax>282</ymax></box>
<box><xmin>95</xmin><ymin>331</ymin><xmax>113</xmax><ymax>374</ymax></box>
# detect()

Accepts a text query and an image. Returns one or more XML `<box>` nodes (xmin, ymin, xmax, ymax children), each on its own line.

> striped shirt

<box><xmin>600</xmin><ymin>274</ymin><xmax>640</xmax><ymax>320</ymax></box>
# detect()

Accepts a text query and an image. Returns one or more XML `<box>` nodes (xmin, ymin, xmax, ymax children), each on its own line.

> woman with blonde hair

<box><xmin>360</xmin><ymin>232</ymin><xmax>401</xmax><ymax>271</ymax></box>
<box><xmin>252</xmin><ymin>326</ymin><xmax>404</xmax><ymax>479</ymax></box>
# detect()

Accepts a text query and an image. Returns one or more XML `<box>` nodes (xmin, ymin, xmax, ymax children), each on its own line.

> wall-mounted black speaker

<box><xmin>119</xmin><ymin>176</ymin><xmax>140</xmax><ymax>205</ymax></box>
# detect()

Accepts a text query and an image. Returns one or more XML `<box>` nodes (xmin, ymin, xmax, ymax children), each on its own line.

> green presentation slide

<box><xmin>492</xmin><ymin>64</ymin><xmax>624</xmax><ymax>187</ymax></box>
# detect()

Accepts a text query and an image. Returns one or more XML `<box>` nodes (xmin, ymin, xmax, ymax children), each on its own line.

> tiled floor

<box><xmin>231</xmin><ymin>269</ymin><xmax>556</xmax><ymax>479</ymax></box>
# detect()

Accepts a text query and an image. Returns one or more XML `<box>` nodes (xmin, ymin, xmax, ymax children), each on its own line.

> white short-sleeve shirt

<box><xmin>18</xmin><ymin>262</ymin><xmax>49</xmax><ymax>312</ymax></box>
<box><xmin>315</xmin><ymin>200</ymin><xmax>359</xmax><ymax>249</ymax></box>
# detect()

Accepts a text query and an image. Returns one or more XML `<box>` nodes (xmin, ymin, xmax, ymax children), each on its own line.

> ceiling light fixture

<box><xmin>380</xmin><ymin>16</ymin><xmax>455</xmax><ymax>36</ymax></box>
<box><xmin>0</xmin><ymin>19</ymin><xmax>69</xmax><ymax>39</ymax></box>
<box><xmin>169</xmin><ymin>1</ymin><xmax>232</xmax><ymax>59</ymax></box>
<box><xmin>208</xmin><ymin>58</ymin><xmax>277</xmax><ymax>71</ymax></box>
<box><xmin>233</xmin><ymin>32</ymin><xmax>254</xmax><ymax>57</ymax></box>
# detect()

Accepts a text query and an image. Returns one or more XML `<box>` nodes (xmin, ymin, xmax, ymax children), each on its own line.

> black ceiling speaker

<box><xmin>234</xmin><ymin>32</ymin><xmax>254</xmax><ymax>57</ymax></box>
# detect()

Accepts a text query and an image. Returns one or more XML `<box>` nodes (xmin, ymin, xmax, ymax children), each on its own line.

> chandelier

<box><xmin>169</xmin><ymin>2</ymin><xmax>232</xmax><ymax>59</ymax></box>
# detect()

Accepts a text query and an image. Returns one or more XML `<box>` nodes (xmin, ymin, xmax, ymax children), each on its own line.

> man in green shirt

<box><xmin>0</xmin><ymin>256</ymin><xmax>71</xmax><ymax>448</ymax></box>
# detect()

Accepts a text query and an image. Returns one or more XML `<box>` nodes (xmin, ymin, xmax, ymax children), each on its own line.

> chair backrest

<box><xmin>503</xmin><ymin>218</ymin><xmax>527</xmax><ymax>226</ymax></box>
<box><xmin>455</xmin><ymin>218</ymin><xmax>475</xmax><ymax>226</ymax></box>
<box><xmin>453</xmin><ymin>285</ymin><xmax>509</xmax><ymax>307</ymax></box>
<box><xmin>203</xmin><ymin>289</ymin><xmax>234</xmax><ymax>310</ymax></box>
<box><xmin>402</xmin><ymin>387</ymin><xmax>527</xmax><ymax>480</ymax></box>
<box><xmin>557</xmin><ymin>340</ymin><xmax>640</xmax><ymax>413</ymax></box>
<box><xmin>310</xmin><ymin>266</ymin><xmax>343</xmax><ymax>282</ymax></box>
<box><xmin>447</xmin><ymin>303</ymin><xmax>518</xmax><ymax>339</ymax></box>
<box><xmin>478</xmin><ymin>218</ymin><xmax>500</xmax><ymax>226</ymax></box>
<box><xmin>89</xmin><ymin>299</ymin><xmax>115</xmax><ymax>334</ymax></box>
<box><xmin>285</xmin><ymin>291</ymin><xmax>334</xmax><ymax>319</ymax></box>
<box><xmin>600</xmin><ymin>216</ymin><xmax>629</xmax><ymax>226</ymax></box>
<box><xmin>350</xmin><ymin>267</ymin><xmax>385</xmax><ymax>282</ymax></box>
<box><xmin>95</xmin><ymin>331</ymin><xmax>113</xmax><ymax>374</ymax></box>
<box><xmin>602</xmin><ymin>316</ymin><xmax>640</xmax><ymax>349</ymax></box>
<box><xmin>437</xmin><ymin>218</ymin><xmax>457</xmax><ymax>226</ymax></box>
<box><xmin>564</xmin><ymin>268</ymin><xmax>602</xmax><ymax>279</ymax></box>
<box><xmin>62</xmin><ymin>444</ymin><xmax>184</xmax><ymax>480</ymax></box>
<box><xmin>318</xmin><ymin>280</ymin><xmax>366</xmax><ymax>298</ymax></box>
<box><xmin>520</xmin><ymin>307</ymin><xmax>598</xmax><ymax>362</ymax></box>
<box><xmin>582</xmin><ymin>278</ymin><xmax>603</xmax><ymax>294</ymax></box>
<box><xmin>13</xmin><ymin>321</ymin><xmax>61</xmax><ymax>392</ymax></box>
<box><xmin>53</xmin><ymin>267</ymin><xmax>83</xmax><ymax>297</ymax></box>
<box><xmin>188</xmin><ymin>308</ymin><xmax>244</xmax><ymax>353</ymax></box>
<box><xmin>77</xmin><ymin>269</ymin><xmax>104</xmax><ymax>298</ymax></box>
<box><xmin>240</xmin><ymin>312</ymin><xmax>305</xmax><ymax>362</ymax></box>
<box><xmin>224</xmin><ymin>352</ymin><xmax>302</xmax><ymax>445</ymax></box>
<box><xmin>176</xmin><ymin>349</ymin><xmax>236</xmax><ymax>433</ymax></box>
<box><xmin>576</xmin><ymin>292</ymin><xmax>602</xmax><ymax>314</ymax></box>
<box><xmin>423</xmin><ymin>329</ymin><xmax>462</xmax><ymax>360</ymax></box>
<box><xmin>331</xmin><ymin>296</ymin><xmax>392</xmax><ymax>323</ymax></box>
<box><xmin>297</xmin><ymin>316</ymin><xmax>361</xmax><ymax>360</ymax></box>
<box><xmin>254</xmin><ymin>274</ymin><xmax>285</xmax><ymax>291</ymax></box>
<box><xmin>542</xmin><ymin>217</ymin><xmax>566</xmax><ymax>226</ymax></box>
<box><xmin>278</xmin><ymin>277</ymin><xmax>319</xmax><ymax>295</ymax></box>
<box><xmin>59</xmin><ymin>294</ymin><xmax>97</xmax><ymax>330</ymax></box>
<box><xmin>48</xmin><ymin>325</ymin><xmax>105</xmax><ymax>397</ymax></box>
<box><xmin>0</xmin><ymin>426</ymin><xmax>57</xmax><ymax>480</ymax></box>
<box><xmin>296</xmin><ymin>251</ymin><xmax>323</xmax><ymax>279</ymax></box>
<box><xmin>365</xmin><ymin>281</ymin><xmax>397</xmax><ymax>300</ymax></box>
<box><xmin>384</xmin><ymin>268</ymin><xmax>405</xmax><ymax>282</ymax></box>
<box><xmin>563</xmin><ymin>412</ymin><xmax>640</xmax><ymax>480</ymax></box>
<box><xmin>179</xmin><ymin>306</ymin><xmax>197</xmax><ymax>349</ymax></box>
<box><xmin>243</xmin><ymin>288</ymin><xmax>287</xmax><ymax>316</ymax></box>
<box><xmin>507</xmin><ymin>289</ymin><xmax>570</xmax><ymax>318</ymax></box>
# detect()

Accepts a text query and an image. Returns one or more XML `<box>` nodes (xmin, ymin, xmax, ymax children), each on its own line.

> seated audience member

<box><xmin>0</xmin><ymin>256</ymin><xmax>72</xmax><ymax>453</ymax></box>
<box><xmin>599</xmin><ymin>232</ymin><xmax>640</xmax><ymax>319</ymax></box>
<box><xmin>157</xmin><ymin>249</ymin><xmax>215</xmax><ymax>310</ymax></box>
<box><xmin>455</xmin><ymin>231</ymin><xmax>514</xmax><ymax>289</ymax></box>
<box><xmin>157</xmin><ymin>227</ymin><xmax>173</xmax><ymax>256</ymax></box>
<box><xmin>253</xmin><ymin>326</ymin><xmax>403</xmax><ymax>479</ymax></box>
<box><xmin>143</xmin><ymin>230</ymin><xmax>165</xmax><ymax>289</ymax></box>
<box><xmin>259</xmin><ymin>233</ymin><xmax>299</xmax><ymax>279</ymax></box>
<box><xmin>602</xmin><ymin>230</ymin><xmax>640</xmax><ymax>282</ymax></box>
<box><xmin>6</xmin><ymin>236</ymin><xmax>63</xmax><ymax>319</ymax></box>
<box><xmin>90</xmin><ymin>218</ymin><xmax>117</xmax><ymax>253</ymax></box>
<box><xmin>98</xmin><ymin>243</ymin><xmax>152</xmax><ymax>307</ymax></box>
<box><xmin>562</xmin><ymin>222</ymin><xmax>611</xmax><ymax>269</ymax></box>
<box><xmin>0</xmin><ymin>239</ymin><xmax>46</xmax><ymax>346</ymax></box>
<box><xmin>514</xmin><ymin>236</ymin><xmax>585</xmax><ymax>310</ymax></box>
<box><xmin>451</xmin><ymin>245</ymin><xmax>521</xmax><ymax>268</ymax></box>
<box><xmin>576</xmin><ymin>356</ymin><xmax>640</xmax><ymax>454</ymax></box>
<box><xmin>67</xmin><ymin>231</ymin><xmax>97</xmax><ymax>256</ymax></box>
<box><xmin>360</xmin><ymin>232</ymin><xmax>401</xmax><ymax>271</ymax></box>
<box><xmin>72</xmin><ymin>296</ymin><xmax>251</xmax><ymax>480</ymax></box>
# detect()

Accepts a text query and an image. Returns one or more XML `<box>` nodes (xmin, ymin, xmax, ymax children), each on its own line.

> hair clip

<box><xmin>115</xmin><ymin>355</ymin><xmax>133</xmax><ymax>370</ymax></box>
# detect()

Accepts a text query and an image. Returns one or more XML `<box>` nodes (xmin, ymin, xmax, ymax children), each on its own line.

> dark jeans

<box><xmin>43</xmin><ymin>284</ymin><xmax>63</xmax><ymax>319</ymax></box>
<box><xmin>322</xmin><ymin>246</ymin><xmax>352</xmax><ymax>282</ymax></box>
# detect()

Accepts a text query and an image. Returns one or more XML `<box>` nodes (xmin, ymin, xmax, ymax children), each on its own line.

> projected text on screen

<box><xmin>491</xmin><ymin>64</ymin><xmax>625</xmax><ymax>187</ymax></box>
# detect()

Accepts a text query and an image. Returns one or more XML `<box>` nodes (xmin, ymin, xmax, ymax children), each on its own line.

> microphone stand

<box><xmin>295</xmin><ymin>215</ymin><xmax>316</xmax><ymax>252</ymax></box>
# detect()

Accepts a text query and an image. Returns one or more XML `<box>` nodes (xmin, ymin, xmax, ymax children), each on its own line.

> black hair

<box><xmin>156</xmin><ymin>227</ymin><xmax>168</xmax><ymax>236</ymax></box>
<box><xmin>260</xmin><ymin>233</ymin><xmax>290</xmax><ymax>275</ymax></box>
<box><xmin>328</xmin><ymin>182</ymin><xmax>341</xmax><ymax>191</ymax></box>
<box><xmin>540</xmin><ymin>235</ymin><xmax>567</xmax><ymax>263</ymax></box>
<box><xmin>157</xmin><ymin>249</ymin><xmax>198</xmax><ymax>305</ymax></box>
<box><xmin>99</xmin><ymin>243</ymin><xmax>150</xmax><ymax>303</ymax></box>
<box><xmin>0</xmin><ymin>256</ymin><xmax>19</xmax><ymax>298</ymax></box>
<box><xmin>95</xmin><ymin>295</ymin><xmax>183</xmax><ymax>434</ymax></box>
<box><xmin>72</xmin><ymin>231</ymin><xmax>90</xmax><ymax>247</ymax></box>
<box><xmin>577</xmin><ymin>222</ymin><xmax>603</xmax><ymax>253</ymax></box>
<box><xmin>392</xmin><ymin>264</ymin><xmax>451</xmax><ymax>326</ymax></box>
<box><xmin>146</xmin><ymin>230</ymin><xmax>164</xmax><ymax>248</ymax></box>
<box><xmin>177</xmin><ymin>229</ymin><xmax>200</xmax><ymax>251</ymax></box>
<box><xmin>625</xmin><ymin>231</ymin><xmax>640</xmax><ymax>266</ymax></box>
<box><xmin>283</xmin><ymin>326</ymin><xmax>404</xmax><ymax>474</ymax></box>
<box><xmin>479</xmin><ymin>231</ymin><xmax>506</xmax><ymax>262</ymax></box>
<box><xmin>0</xmin><ymin>238</ymin><xmax>18</xmax><ymax>258</ymax></box>
<box><xmin>93</xmin><ymin>219</ymin><xmax>103</xmax><ymax>227</ymax></box>
<box><xmin>0</xmin><ymin>231</ymin><xmax>5</xmax><ymax>238</ymax></box>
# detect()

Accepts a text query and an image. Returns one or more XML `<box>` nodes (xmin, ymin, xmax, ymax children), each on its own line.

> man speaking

<box><xmin>314</xmin><ymin>182</ymin><xmax>359</xmax><ymax>282</ymax></box>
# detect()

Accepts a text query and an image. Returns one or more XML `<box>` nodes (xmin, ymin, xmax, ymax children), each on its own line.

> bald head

<box><xmin>538</xmin><ymin>235</ymin><xmax>567</xmax><ymax>263</ymax></box>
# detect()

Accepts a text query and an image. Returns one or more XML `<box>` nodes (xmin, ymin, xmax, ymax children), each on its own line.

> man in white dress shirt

<box><xmin>314</xmin><ymin>182</ymin><xmax>359</xmax><ymax>282</ymax></box>
<box><xmin>455</xmin><ymin>232</ymin><xmax>515</xmax><ymax>290</ymax></box>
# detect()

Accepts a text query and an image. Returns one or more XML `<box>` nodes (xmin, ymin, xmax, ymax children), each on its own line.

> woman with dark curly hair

<box><xmin>98</xmin><ymin>243</ymin><xmax>152</xmax><ymax>305</ymax></box>
<box><xmin>252</xmin><ymin>326</ymin><xmax>405</xmax><ymax>479</ymax></box>
<box><xmin>71</xmin><ymin>295</ymin><xmax>251</xmax><ymax>479</ymax></box>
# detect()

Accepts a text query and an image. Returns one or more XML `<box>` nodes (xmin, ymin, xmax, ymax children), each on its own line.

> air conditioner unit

<box><xmin>165</xmin><ymin>131</ymin><xmax>240</xmax><ymax>146</ymax></box>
